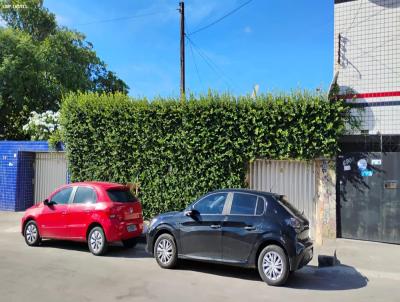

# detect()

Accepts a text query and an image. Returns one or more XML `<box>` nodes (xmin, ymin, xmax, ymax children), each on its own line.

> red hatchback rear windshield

<box><xmin>107</xmin><ymin>189</ymin><xmax>137</xmax><ymax>203</ymax></box>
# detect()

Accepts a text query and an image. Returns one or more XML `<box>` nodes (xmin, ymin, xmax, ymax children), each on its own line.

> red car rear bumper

<box><xmin>104</xmin><ymin>219</ymin><xmax>144</xmax><ymax>242</ymax></box>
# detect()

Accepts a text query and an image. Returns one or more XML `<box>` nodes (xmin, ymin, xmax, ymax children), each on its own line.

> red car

<box><xmin>21</xmin><ymin>182</ymin><xmax>144</xmax><ymax>255</ymax></box>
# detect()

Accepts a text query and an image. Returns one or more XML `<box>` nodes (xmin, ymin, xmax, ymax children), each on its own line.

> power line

<box><xmin>185</xmin><ymin>19</ymin><xmax>203</xmax><ymax>90</ymax></box>
<box><xmin>186</xmin><ymin>35</ymin><xmax>235</xmax><ymax>90</ymax></box>
<box><xmin>187</xmin><ymin>37</ymin><xmax>204</xmax><ymax>90</ymax></box>
<box><xmin>76</xmin><ymin>11</ymin><xmax>167</xmax><ymax>26</ymax></box>
<box><xmin>188</xmin><ymin>0</ymin><xmax>253</xmax><ymax>36</ymax></box>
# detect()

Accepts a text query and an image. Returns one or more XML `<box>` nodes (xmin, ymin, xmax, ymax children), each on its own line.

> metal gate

<box><xmin>34</xmin><ymin>152</ymin><xmax>68</xmax><ymax>204</ymax></box>
<box><xmin>248</xmin><ymin>160</ymin><xmax>316</xmax><ymax>234</ymax></box>
<box><xmin>338</xmin><ymin>152</ymin><xmax>400</xmax><ymax>244</ymax></box>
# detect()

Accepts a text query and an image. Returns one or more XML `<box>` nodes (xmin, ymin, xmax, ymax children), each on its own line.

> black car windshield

<box><xmin>107</xmin><ymin>189</ymin><xmax>137</xmax><ymax>203</ymax></box>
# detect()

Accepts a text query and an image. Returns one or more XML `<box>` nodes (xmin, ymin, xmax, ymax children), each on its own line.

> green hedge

<box><xmin>60</xmin><ymin>92</ymin><xmax>352</xmax><ymax>218</ymax></box>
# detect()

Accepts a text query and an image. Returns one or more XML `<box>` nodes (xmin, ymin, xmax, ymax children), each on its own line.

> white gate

<box><xmin>34</xmin><ymin>152</ymin><xmax>68</xmax><ymax>204</ymax></box>
<box><xmin>248</xmin><ymin>159</ymin><xmax>317</xmax><ymax>235</ymax></box>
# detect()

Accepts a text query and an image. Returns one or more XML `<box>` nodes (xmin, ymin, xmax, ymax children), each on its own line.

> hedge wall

<box><xmin>60</xmin><ymin>92</ymin><xmax>352</xmax><ymax>218</ymax></box>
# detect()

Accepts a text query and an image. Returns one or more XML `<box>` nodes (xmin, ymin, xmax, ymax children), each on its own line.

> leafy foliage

<box><xmin>0</xmin><ymin>0</ymin><xmax>128</xmax><ymax>139</ymax></box>
<box><xmin>61</xmin><ymin>92</ymin><xmax>353</xmax><ymax>218</ymax></box>
<box><xmin>22</xmin><ymin>110</ymin><xmax>59</xmax><ymax>140</ymax></box>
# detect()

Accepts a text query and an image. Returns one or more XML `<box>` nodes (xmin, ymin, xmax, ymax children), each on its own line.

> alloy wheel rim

<box><xmin>26</xmin><ymin>224</ymin><xmax>37</xmax><ymax>244</ymax></box>
<box><xmin>263</xmin><ymin>251</ymin><xmax>284</xmax><ymax>281</ymax></box>
<box><xmin>157</xmin><ymin>239</ymin><xmax>173</xmax><ymax>264</ymax></box>
<box><xmin>90</xmin><ymin>230</ymin><xmax>103</xmax><ymax>253</ymax></box>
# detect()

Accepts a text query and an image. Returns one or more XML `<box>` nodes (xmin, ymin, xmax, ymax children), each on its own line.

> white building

<box><xmin>334</xmin><ymin>0</ymin><xmax>400</xmax><ymax>134</ymax></box>
<box><xmin>334</xmin><ymin>0</ymin><xmax>400</xmax><ymax>244</ymax></box>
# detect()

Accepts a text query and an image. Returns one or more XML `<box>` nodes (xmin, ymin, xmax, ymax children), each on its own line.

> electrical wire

<box><xmin>187</xmin><ymin>37</ymin><xmax>204</xmax><ymax>90</ymax></box>
<box><xmin>76</xmin><ymin>10</ymin><xmax>167</xmax><ymax>26</ymax></box>
<box><xmin>186</xmin><ymin>35</ymin><xmax>235</xmax><ymax>90</ymax></box>
<box><xmin>188</xmin><ymin>0</ymin><xmax>253</xmax><ymax>36</ymax></box>
<box><xmin>185</xmin><ymin>19</ymin><xmax>204</xmax><ymax>90</ymax></box>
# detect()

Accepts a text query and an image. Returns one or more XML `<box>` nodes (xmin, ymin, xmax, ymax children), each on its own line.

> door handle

<box><xmin>210</xmin><ymin>224</ymin><xmax>221</xmax><ymax>229</ymax></box>
<box><xmin>244</xmin><ymin>226</ymin><xmax>256</xmax><ymax>231</ymax></box>
<box><xmin>61</xmin><ymin>211</ymin><xmax>67</xmax><ymax>215</ymax></box>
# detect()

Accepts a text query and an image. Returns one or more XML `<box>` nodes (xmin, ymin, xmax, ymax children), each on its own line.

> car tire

<box><xmin>154</xmin><ymin>233</ymin><xmax>178</xmax><ymax>269</ymax></box>
<box><xmin>88</xmin><ymin>226</ymin><xmax>108</xmax><ymax>256</ymax></box>
<box><xmin>122</xmin><ymin>238</ymin><xmax>138</xmax><ymax>248</ymax></box>
<box><xmin>258</xmin><ymin>245</ymin><xmax>289</xmax><ymax>286</ymax></box>
<box><xmin>24</xmin><ymin>220</ymin><xmax>41</xmax><ymax>246</ymax></box>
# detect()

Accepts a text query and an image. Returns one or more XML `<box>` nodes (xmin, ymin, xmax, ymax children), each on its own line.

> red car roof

<box><xmin>70</xmin><ymin>181</ymin><xmax>127</xmax><ymax>190</ymax></box>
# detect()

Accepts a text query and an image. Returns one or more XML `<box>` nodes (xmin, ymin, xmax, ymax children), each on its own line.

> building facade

<box><xmin>334</xmin><ymin>0</ymin><xmax>400</xmax><ymax>244</ymax></box>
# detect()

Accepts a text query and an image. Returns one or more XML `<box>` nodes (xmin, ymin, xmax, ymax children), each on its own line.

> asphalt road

<box><xmin>0</xmin><ymin>212</ymin><xmax>399</xmax><ymax>302</ymax></box>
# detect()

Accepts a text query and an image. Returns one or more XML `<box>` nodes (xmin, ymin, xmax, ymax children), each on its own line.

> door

<box><xmin>180</xmin><ymin>192</ymin><xmax>229</xmax><ymax>260</ymax></box>
<box><xmin>338</xmin><ymin>152</ymin><xmax>400</xmax><ymax>244</ymax></box>
<box><xmin>67</xmin><ymin>186</ymin><xmax>97</xmax><ymax>240</ymax></box>
<box><xmin>248</xmin><ymin>159</ymin><xmax>316</xmax><ymax>236</ymax></box>
<box><xmin>34</xmin><ymin>152</ymin><xmax>68</xmax><ymax>204</ymax></box>
<box><xmin>37</xmin><ymin>187</ymin><xmax>73</xmax><ymax>238</ymax></box>
<box><xmin>222</xmin><ymin>192</ymin><xmax>266</xmax><ymax>263</ymax></box>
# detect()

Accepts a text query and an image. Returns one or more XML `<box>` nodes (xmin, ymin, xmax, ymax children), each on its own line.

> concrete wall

<box><xmin>0</xmin><ymin>141</ymin><xmax>49</xmax><ymax>211</ymax></box>
<box><xmin>315</xmin><ymin>160</ymin><xmax>337</xmax><ymax>245</ymax></box>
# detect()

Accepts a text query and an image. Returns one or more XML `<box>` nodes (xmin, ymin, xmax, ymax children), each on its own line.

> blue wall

<box><xmin>0</xmin><ymin>141</ymin><xmax>49</xmax><ymax>211</ymax></box>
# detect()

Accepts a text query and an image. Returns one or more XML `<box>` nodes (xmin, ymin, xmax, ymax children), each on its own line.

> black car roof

<box><xmin>210</xmin><ymin>188</ymin><xmax>279</xmax><ymax>198</ymax></box>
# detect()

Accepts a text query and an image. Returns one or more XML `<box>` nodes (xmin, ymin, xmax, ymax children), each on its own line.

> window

<box><xmin>277</xmin><ymin>195</ymin><xmax>304</xmax><ymax>218</ymax></box>
<box><xmin>73</xmin><ymin>187</ymin><xmax>97</xmax><ymax>204</ymax></box>
<box><xmin>50</xmin><ymin>187</ymin><xmax>73</xmax><ymax>205</ymax></box>
<box><xmin>230</xmin><ymin>193</ymin><xmax>260</xmax><ymax>215</ymax></box>
<box><xmin>107</xmin><ymin>189</ymin><xmax>136</xmax><ymax>203</ymax></box>
<box><xmin>193</xmin><ymin>193</ymin><xmax>227</xmax><ymax>215</ymax></box>
<box><xmin>256</xmin><ymin>197</ymin><xmax>265</xmax><ymax>215</ymax></box>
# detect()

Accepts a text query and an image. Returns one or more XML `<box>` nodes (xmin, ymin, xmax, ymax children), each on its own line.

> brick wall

<box><xmin>334</xmin><ymin>0</ymin><xmax>400</xmax><ymax>134</ymax></box>
<box><xmin>0</xmin><ymin>141</ymin><xmax>48</xmax><ymax>211</ymax></box>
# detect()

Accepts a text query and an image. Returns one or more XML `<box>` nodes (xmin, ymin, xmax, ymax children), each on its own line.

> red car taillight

<box><xmin>107</xmin><ymin>206</ymin><xmax>121</xmax><ymax>220</ymax></box>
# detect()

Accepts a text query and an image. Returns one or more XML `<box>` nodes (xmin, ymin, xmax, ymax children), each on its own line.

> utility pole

<box><xmin>179</xmin><ymin>1</ymin><xmax>185</xmax><ymax>100</ymax></box>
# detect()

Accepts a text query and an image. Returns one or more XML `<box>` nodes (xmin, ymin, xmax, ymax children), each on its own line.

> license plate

<box><xmin>127</xmin><ymin>225</ymin><xmax>137</xmax><ymax>232</ymax></box>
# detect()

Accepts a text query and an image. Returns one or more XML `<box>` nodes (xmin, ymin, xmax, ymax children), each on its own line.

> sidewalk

<box><xmin>312</xmin><ymin>238</ymin><xmax>400</xmax><ymax>281</ymax></box>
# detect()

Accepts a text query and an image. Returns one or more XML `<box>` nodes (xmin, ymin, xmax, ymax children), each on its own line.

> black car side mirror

<box><xmin>184</xmin><ymin>209</ymin><xmax>199</xmax><ymax>217</ymax></box>
<box><xmin>43</xmin><ymin>199</ymin><xmax>53</xmax><ymax>206</ymax></box>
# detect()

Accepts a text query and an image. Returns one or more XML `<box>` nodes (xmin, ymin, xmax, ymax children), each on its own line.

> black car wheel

<box><xmin>88</xmin><ymin>226</ymin><xmax>108</xmax><ymax>256</ymax></box>
<box><xmin>122</xmin><ymin>238</ymin><xmax>138</xmax><ymax>248</ymax></box>
<box><xmin>258</xmin><ymin>245</ymin><xmax>289</xmax><ymax>286</ymax></box>
<box><xmin>154</xmin><ymin>233</ymin><xmax>177</xmax><ymax>269</ymax></box>
<box><xmin>24</xmin><ymin>221</ymin><xmax>41</xmax><ymax>246</ymax></box>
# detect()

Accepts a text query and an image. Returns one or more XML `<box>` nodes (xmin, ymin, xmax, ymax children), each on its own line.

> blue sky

<box><xmin>44</xmin><ymin>0</ymin><xmax>334</xmax><ymax>98</ymax></box>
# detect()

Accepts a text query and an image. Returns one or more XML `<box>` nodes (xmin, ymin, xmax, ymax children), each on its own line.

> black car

<box><xmin>146</xmin><ymin>189</ymin><xmax>313</xmax><ymax>286</ymax></box>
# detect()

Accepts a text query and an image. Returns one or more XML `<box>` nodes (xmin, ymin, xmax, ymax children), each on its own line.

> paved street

<box><xmin>0</xmin><ymin>211</ymin><xmax>399</xmax><ymax>302</ymax></box>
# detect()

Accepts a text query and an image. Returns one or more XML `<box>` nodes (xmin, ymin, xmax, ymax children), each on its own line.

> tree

<box><xmin>0</xmin><ymin>0</ymin><xmax>129</xmax><ymax>139</ymax></box>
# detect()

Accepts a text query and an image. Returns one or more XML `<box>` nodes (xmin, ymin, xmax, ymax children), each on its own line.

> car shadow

<box><xmin>286</xmin><ymin>264</ymin><xmax>368</xmax><ymax>290</ymax></box>
<box><xmin>176</xmin><ymin>259</ymin><xmax>368</xmax><ymax>290</ymax></box>
<box><xmin>37</xmin><ymin>241</ymin><xmax>368</xmax><ymax>291</ymax></box>
<box><xmin>39</xmin><ymin>239</ymin><xmax>151</xmax><ymax>259</ymax></box>
<box><xmin>177</xmin><ymin>259</ymin><xmax>261</xmax><ymax>281</ymax></box>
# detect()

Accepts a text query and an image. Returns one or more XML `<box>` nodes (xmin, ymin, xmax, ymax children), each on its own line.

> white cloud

<box><xmin>243</xmin><ymin>25</ymin><xmax>252</xmax><ymax>34</ymax></box>
<box><xmin>185</xmin><ymin>0</ymin><xmax>237</xmax><ymax>31</ymax></box>
<box><xmin>55</xmin><ymin>14</ymin><xmax>71</xmax><ymax>26</ymax></box>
